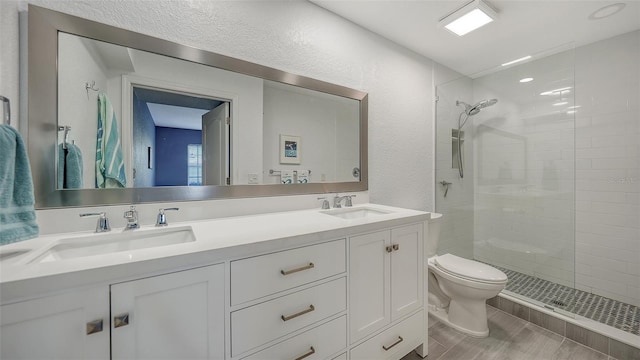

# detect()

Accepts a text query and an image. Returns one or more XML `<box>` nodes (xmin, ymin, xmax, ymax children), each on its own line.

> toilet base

<box><xmin>428</xmin><ymin>305</ymin><xmax>489</xmax><ymax>338</ymax></box>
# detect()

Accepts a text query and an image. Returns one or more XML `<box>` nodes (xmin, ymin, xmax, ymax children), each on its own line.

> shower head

<box><xmin>457</xmin><ymin>98</ymin><xmax>498</xmax><ymax>116</ymax></box>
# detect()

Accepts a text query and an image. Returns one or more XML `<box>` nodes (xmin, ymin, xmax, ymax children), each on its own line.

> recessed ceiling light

<box><xmin>519</xmin><ymin>78</ymin><xmax>534</xmax><ymax>83</ymax></box>
<box><xmin>501</xmin><ymin>56</ymin><xmax>531</xmax><ymax>67</ymax></box>
<box><xmin>589</xmin><ymin>3</ymin><xmax>626</xmax><ymax>20</ymax></box>
<box><xmin>439</xmin><ymin>0</ymin><xmax>498</xmax><ymax>36</ymax></box>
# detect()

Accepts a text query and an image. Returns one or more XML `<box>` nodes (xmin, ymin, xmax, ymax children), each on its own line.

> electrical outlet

<box><xmin>248</xmin><ymin>173</ymin><xmax>259</xmax><ymax>184</ymax></box>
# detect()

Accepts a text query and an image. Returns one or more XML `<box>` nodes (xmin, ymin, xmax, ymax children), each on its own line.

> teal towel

<box><xmin>96</xmin><ymin>93</ymin><xmax>126</xmax><ymax>188</ymax></box>
<box><xmin>57</xmin><ymin>143</ymin><xmax>83</xmax><ymax>189</ymax></box>
<box><xmin>0</xmin><ymin>125</ymin><xmax>39</xmax><ymax>245</ymax></box>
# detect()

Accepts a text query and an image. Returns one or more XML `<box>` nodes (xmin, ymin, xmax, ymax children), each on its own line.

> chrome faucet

<box><xmin>123</xmin><ymin>206</ymin><xmax>140</xmax><ymax>230</ymax></box>
<box><xmin>156</xmin><ymin>207</ymin><xmax>179</xmax><ymax>227</ymax></box>
<box><xmin>79</xmin><ymin>212</ymin><xmax>110</xmax><ymax>233</ymax></box>
<box><xmin>333</xmin><ymin>194</ymin><xmax>355</xmax><ymax>208</ymax></box>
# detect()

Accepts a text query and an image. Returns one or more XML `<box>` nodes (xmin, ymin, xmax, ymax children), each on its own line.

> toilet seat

<box><xmin>433</xmin><ymin>254</ymin><xmax>507</xmax><ymax>284</ymax></box>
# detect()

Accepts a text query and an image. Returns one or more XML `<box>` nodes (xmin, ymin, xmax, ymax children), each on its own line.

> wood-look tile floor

<box><xmin>401</xmin><ymin>307</ymin><xmax>617</xmax><ymax>360</ymax></box>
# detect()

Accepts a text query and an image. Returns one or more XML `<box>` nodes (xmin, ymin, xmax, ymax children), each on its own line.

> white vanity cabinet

<box><xmin>111</xmin><ymin>264</ymin><xmax>225</xmax><ymax>360</ymax></box>
<box><xmin>230</xmin><ymin>239</ymin><xmax>347</xmax><ymax>359</ymax></box>
<box><xmin>0</xmin><ymin>264</ymin><xmax>224</xmax><ymax>360</ymax></box>
<box><xmin>1</xmin><ymin>205</ymin><xmax>430</xmax><ymax>360</ymax></box>
<box><xmin>349</xmin><ymin>223</ymin><xmax>424</xmax><ymax>357</ymax></box>
<box><xmin>0</xmin><ymin>286</ymin><xmax>110</xmax><ymax>359</ymax></box>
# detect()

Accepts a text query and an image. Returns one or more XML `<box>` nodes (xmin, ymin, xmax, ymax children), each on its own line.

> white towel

<box><xmin>297</xmin><ymin>170</ymin><xmax>309</xmax><ymax>183</ymax></box>
<box><xmin>281</xmin><ymin>170</ymin><xmax>294</xmax><ymax>184</ymax></box>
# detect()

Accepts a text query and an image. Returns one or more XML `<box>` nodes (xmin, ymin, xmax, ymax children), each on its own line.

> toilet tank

<box><xmin>426</xmin><ymin>212</ymin><xmax>443</xmax><ymax>257</ymax></box>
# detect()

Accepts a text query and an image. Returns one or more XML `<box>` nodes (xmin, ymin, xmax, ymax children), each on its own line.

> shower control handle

<box><xmin>440</xmin><ymin>181</ymin><xmax>452</xmax><ymax>197</ymax></box>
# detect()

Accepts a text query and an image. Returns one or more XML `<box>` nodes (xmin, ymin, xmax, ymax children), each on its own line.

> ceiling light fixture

<box><xmin>553</xmin><ymin>101</ymin><xmax>569</xmax><ymax>106</ymax></box>
<box><xmin>540</xmin><ymin>87</ymin><xmax>572</xmax><ymax>96</ymax></box>
<box><xmin>439</xmin><ymin>0</ymin><xmax>498</xmax><ymax>36</ymax></box>
<box><xmin>519</xmin><ymin>77</ymin><xmax>534</xmax><ymax>83</ymax></box>
<box><xmin>501</xmin><ymin>56</ymin><xmax>531</xmax><ymax>67</ymax></box>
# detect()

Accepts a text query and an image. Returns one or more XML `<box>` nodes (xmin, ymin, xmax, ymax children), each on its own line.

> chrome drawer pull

<box><xmin>86</xmin><ymin>319</ymin><xmax>103</xmax><ymax>335</ymax></box>
<box><xmin>281</xmin><ymin>304</ymin><xmax>315</xmax><ymax>321</ymax></box>
<box><xmin>114</xmin><ymin>313</ymin><xmax>129</xmax><ymax>328</ymax></box>
<box><xmin>281</xmin><ymin>262</ymin><xmax>315</xmax><ymax>276</ymax></box>
<box><xmin>294</xmin><ymin>346</ymin><xmax>315</xmax><ymax>360</ymax></box>
<box><xmin>382</xmin><ymin>336</ymin><xmax>403</xmax><ymax>351</ymax></box>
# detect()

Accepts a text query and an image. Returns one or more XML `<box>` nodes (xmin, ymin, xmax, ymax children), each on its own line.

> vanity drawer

<box><xmin>350</xmin><ymin>311</ymin><xmax>423</xmax><ymax>360</ymax></box>
<box><xmin>241</xmin><ymin>316</ymin><xmax>346</xmax><ymax>360</ymax></box>
<box><xmin>231</xmin><ymin>239</ymin><xmax>346</xmax><ymax>305</ymax></box>
<box><xmin>232</xmin><ymin>277</ymin><xmax>346</xmax><ymax>356</ymax></box>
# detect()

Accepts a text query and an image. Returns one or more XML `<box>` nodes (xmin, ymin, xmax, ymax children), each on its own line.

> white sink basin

<box><xmin>0</xmin><ymin>249</ymin><xmax>30</xmax><ymax>264</ymax></box>
<box><xmin>321</xmin><ymin>207</ymin><xmax>391</xmax><ymax>220</ymax></box>
<box><xmin>32</xmin><ymin>226</ymin><xmax>195</xmax><ymax>263</ymax></box>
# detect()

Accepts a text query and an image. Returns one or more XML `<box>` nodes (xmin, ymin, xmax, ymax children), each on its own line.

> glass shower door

<box><xmin>435</xmin><ymin>46</ymin><xmax>576</xmax><ymax>318</ymax></box>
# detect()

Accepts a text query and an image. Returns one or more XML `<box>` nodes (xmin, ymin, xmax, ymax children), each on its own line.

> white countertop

<box><xmin>1</xmin><ymin>204</ymin><xmax>430</xmax><ymax>302</ymax></box>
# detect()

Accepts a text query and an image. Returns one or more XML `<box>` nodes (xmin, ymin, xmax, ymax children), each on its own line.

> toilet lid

<box><xmin>434</xmin><ymin>254</ymin><xmax>507</xmax><ymax>283</ymax></box>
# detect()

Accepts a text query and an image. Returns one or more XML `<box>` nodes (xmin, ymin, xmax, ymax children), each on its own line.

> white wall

<box><xmin>0</xmin><ymin>0</ymin><xmax>436</xmax><ymax>234</ymax></box>
<box><xmin>57</xmin><ymin>33</ymin><xmax>109</xmax><ymax>188</ymax></box>
<box><xmin>262</xmin><ymin>83</ymin><xmax>360</xmax><ymax>184</ymax></box>
<box><xmin>574</xmin><ymin>30</ymin><xmax>640</xmax><ymax>307</ymax></box>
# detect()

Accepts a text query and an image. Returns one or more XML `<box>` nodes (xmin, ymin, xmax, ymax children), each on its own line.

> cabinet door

<box><xmin>349</xmin><ymin>230</ymin><xmax>391</xmax><ymax>342</ymax></box>
<box><xmin>1</xmin><ymin>286</ymin><xmax>109</xmax><ymax>359</ymax></box>
<box><xmin>390</xmin><ymin>224</ymin><xmax>423</xmax><ymax>321</ymax></box>
<box><xmin>111</xmin><ymin>264</ymin><xmax>225</xmax><ymax>360</ymax></box>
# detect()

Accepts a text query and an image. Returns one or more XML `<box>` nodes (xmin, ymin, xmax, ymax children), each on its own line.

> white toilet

<box><xmin>426</xmin><ymin>213</ymin><xmax>507</xmax><ymax>338</ymax></box>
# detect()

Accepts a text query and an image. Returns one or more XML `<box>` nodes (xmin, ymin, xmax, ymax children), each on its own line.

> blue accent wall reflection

<box><xmin>155</xmin><ymin>127</ymin><xmax>202</xmax><ymax>186</ymax></box>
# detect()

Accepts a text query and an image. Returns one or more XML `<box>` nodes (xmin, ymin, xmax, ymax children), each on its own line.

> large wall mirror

<box><xmin>27</xmin><ymin>5</ymin><xmax>368</xmax><ymax>208</ymax></box>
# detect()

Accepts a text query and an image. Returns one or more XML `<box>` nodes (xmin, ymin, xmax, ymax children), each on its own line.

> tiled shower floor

<box><xmin>493</xmin><ymin>265</ymin><xmax>639</xmax><ymax>336</ymax></box>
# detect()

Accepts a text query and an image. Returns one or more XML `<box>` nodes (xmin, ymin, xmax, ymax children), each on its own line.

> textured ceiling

<box><xmin>311</xmin><ymin>0</ymin><xmax>640</xmax><ymax>77</ymax></box>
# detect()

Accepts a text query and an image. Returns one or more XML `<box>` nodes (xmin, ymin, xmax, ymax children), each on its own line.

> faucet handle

<box><xmin>317</xmin><ymin>197</ymin><xmax>330</xmax><ymax>210</ymax></box>
<box><xmin>80</xmin><ymin>212</ymin><xmax>110</xmax><ymax>233</ymax></box>
<box><xmin>156</xmin><ymin>207</ymin><xmax>179</xmax><ymax>227</ymax></box>
<box><xmin>344</xmin><ymin>194</ymin><xmax>356</xmax><ymax>207</ymax></box>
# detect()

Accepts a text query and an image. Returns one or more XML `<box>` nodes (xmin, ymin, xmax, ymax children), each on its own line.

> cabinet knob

<box><xmin>86</xmin><ymin>319</ymin><xmax>104</xmax><ymax>335</ymax></box>
<box><xmin>293</xmin><ymin>346</ymin><xmax>315</xmax><ymax>360</ymax></box>
<box><xmin>386</xmin><ymin>245</ymin><xmax>393</xmax><ymax>253</ymax></box>
<box><xmin>114</xmin><ymin>313</ymin><xmax>129</xmax><ymax>328</ymax></box>
<box><xmin>392</xmin><ymin>244</ymin><xmax>399</xmax><ymax>251</ymax></box>
<box><xmin>382</xmin><ymin>336</ymin><xmax>403</xmax><ymax>351</ymax></box>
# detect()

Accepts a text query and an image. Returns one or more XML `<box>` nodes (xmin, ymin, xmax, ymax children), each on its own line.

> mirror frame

<box><xmin>27</xmin><ymin>5</ymin><xmax>368</xmax><ymax>209</ymax></box>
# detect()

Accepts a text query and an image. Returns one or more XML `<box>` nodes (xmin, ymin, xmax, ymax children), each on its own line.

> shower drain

<box><xmin>551</xmin><ymin>299</ymin><xmax>568</xmax><ymax>307</ymax></box>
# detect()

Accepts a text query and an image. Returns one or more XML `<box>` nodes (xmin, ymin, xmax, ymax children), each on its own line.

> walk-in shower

<box><xmin>455</xmin><ymin>99</ymin><xmax>498</xmax><ymax>178</ymax></box>
<box><xmin>435</xmin><ymin>30</ymin><xmax>640</xmax><ymax>347</ymax></box>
